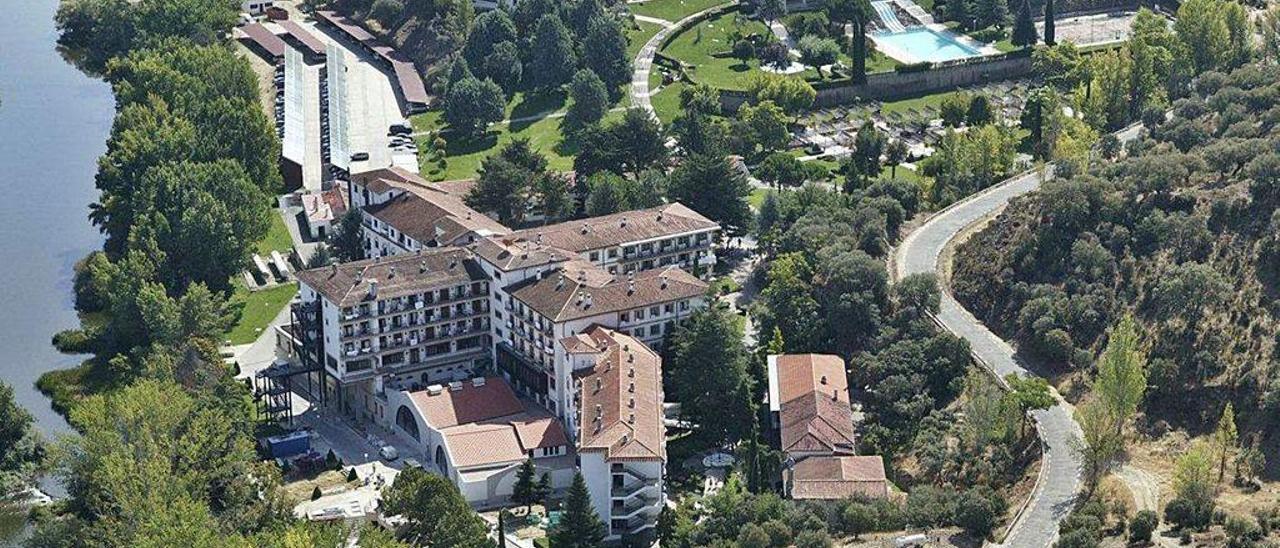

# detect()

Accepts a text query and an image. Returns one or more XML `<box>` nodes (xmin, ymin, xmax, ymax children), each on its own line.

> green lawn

<box><xmin>412</xmin><ymin>91</ymin><xmax>579</xmax><ymax>181</ymax></box>
<box><xmin>629</xmin><ymin>0</ymin><xmax>728</xmax><ymax>22</ymax></box>
<box><xmin>748</xmin><ymin>187</ymin><xmax>770</xmax><ymax>208</ymax></box>
<box><xmin>225</xmin><ymin>281</ymin><xmax>297</xmax><ymax>345</ymax></box>
<box><xmin>627</xmin><ymin>20</ymin><xmax>665</xmax><ymax>60</ymax></box>
<box><xmin>256</xmin><ymin>212</ymin><xmax>294</xmax><ymax>256</ymax></box>
<box><xmin>662</xmin><ymin>13</ymin><xmax>805</xmax><ymax>91</ymax></box>
<box><xmin>880</xmin><ymin>90</ymin><xmax>953</xmax><ymax>115</ymax></box>
<box><xmin>649</xmin><ymin>80</ymin><xmax>687</xmax><ymax>124</ymax></box>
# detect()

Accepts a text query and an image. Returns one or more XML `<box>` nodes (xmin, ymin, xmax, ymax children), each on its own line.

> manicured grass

<box><xmin>225</xmin><ymin>281</ymin><xmax>297</xmax><ymax>345</ymax></box>
<box><xmin>748</xmin><ymin>187</ymin><xmax>770</xmax><ymax>208</ymax></box>
<box><xmin>412</xmin><ymin>91</ymin><xmax>579</xmax><ymax>181</ymax></box>
<box><xmin>627</xmin><ymin>20</ymin><xmax>665</xmax><ymax>60</ymax></box>
<box><xmin>649</xmin><ymin>80</ymin><xmax>687</xmax><ymax>125</ymax></box>
<box><xmin>256</xmin><ymin>212</ymin><xmax>294</xmax><ymax>257</ymax></box>
<box><xmin>661</xmin><ymin>12</ymin><xmax>814</xmax><ymax>92</ymax></box>
<box><xmin>629</xmin><ymin>0</ymin><xmax>727</xmax><ymax>22</ymax></box>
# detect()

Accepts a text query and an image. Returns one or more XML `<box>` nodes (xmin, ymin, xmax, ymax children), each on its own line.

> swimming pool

<box><xmin>873</xmin><ymin>27</ymin><xmax>984</xmax><ymax>63</ymax></box>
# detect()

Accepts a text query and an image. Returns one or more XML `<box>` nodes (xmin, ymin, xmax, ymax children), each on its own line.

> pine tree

<box><xmin>535</xmin><ymin>472</ymin><xmax>551</xmax><ymax>503</ymax></box>
<box><xmin>549</xmin><ymin>472</ymin><xmax>606</xmax><ymax>548</ymax></box>
<box><xmin>1043</xmin><ymin>0</ymin><xmax>1056</xmax><ymax>45</ymax></box>
<box><xmin>1214</xmin><ymin>402</ymin><xmax>1237</xmax><ymax>484</ymax></box>
<box><xmin>1011</xmin><ymin>0</ymin><xmax>1038</xmax><ymax>50</ymax></box>
<box><xmin>512</xmin><ymin>458</ymin><xmax>538</xmax><ymax>511</ymax></box>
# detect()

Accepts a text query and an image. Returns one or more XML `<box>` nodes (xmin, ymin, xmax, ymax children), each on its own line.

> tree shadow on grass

<box><xmin>443</xmin><ymin>129</ymin><xmax>500</xmax><ymax>157</ymax></box>
<box><xmin>511</xmin><ymin>89</ymin><xmax>568</xmax><ymax>120</ymax></box>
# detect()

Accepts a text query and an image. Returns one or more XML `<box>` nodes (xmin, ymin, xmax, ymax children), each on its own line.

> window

<box><xmin>664</xmin><ymin>303</ymin><xmax>674</xmax><ymax>314</ymax></box>
<box><xmin>649</xmin><ymin>306</ymin><xmax>659</xmax><ymax>316</ymax></box>
<box><xmin>621</xmin><ymin>312</ymin><xmax>630</xmax><ymax>322</ymax></box>
<box><xmin>395</xmin><ymin>405</ymin><xmax>420</xmax><ymax>441</ymax></box>
<box><xmin>607</xmin><ymin>248</ymin><xmax>618</xmax><ymax>258</ymax></box>
<box><xmin>589</xmin><ymin>251</ymin><xmax>600</xmax><ymax>261</ymax></box>
<box><xmin>635</xmin><ymin>309</ymin><xmax>645</xmax><ymax>320</ymax></box>
<box><xmin>649</xmin><ymin>325</ymin><xmax>660</xmax><ymax>336</ymax></box>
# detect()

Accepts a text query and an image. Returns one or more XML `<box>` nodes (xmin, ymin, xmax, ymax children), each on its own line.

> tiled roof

<box><xmin>507</xmin><ymin>264</ymin><xmax>706</xmax><ymax>322</ymax></box>
<box><xmin>303</xmin><ymin>184</ymin><xmax>347</xmax><ymax>225</ymax></box>
<box><xmin>773</xmin><ymin>354</ymin><xmax>856</xmax><ymax>455</ymax></box>
<box><xmin>790</xmin><ymin>455</ymin><xmax>888</xmax><ymax>500</ymax></box>
<box><xmin>352</xmin><ymin>167</ymin><xmax>508</xmax><ymax>246</ymax></box>
<box><xmin>572</xmin><ymin>326</ymin><xmax>665</xmax><ymax>461</ymax></box>
<box><xmin>408</xmin><ymin>377</ymin><xmax>571</xmax><ymax>469</ymax></box>
<box><xmin>295</xmin><ymin>249</ymin><xmax>484</xmax><ymax>307</ymax></box>
<box><xmin>506</xmin><ymin>203</ymin><xmax>718</xmax><ymax>253</ymax></box>
<box><xmin>469</xmin><ymin>237</ymin><xmax>573</xmax><ymax>272</ymax></box>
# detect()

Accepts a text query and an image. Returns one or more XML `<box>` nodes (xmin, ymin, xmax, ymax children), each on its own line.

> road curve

<box><xmin>890</xmin><ymin>123</ymin><xmax>1142</xmax><ymax>547</ymax></box>
<box><xmin>893</xmin><ymin>169</ymin><xmax>1083</xmax><ymax>548</ymax></box>
<box><xmin>629</xmin><ymin>3</ymin><xmax>736</xmax><ymax>117</ymax></box>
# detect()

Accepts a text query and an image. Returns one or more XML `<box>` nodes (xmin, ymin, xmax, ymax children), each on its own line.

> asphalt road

<box><xmin>891</xmin><ymin>124</ymin><xmax>1142</xmax><ymax>547</ymax></box>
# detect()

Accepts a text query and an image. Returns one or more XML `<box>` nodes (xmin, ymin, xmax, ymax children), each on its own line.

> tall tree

<box><xmin>823</xmin><ymin>0</ymin><xmax>873</xmax><ymax>82</ymax></box>
<box><xmin>1213</xmin><ymin>402</ymin><xmax>1237</xmax><ymax>484</ymax></box>
<box><xmin>976</xmin><ymin>0</ymin><xmax>1009</xmax><ymax>29</ymax></box>
<box><xmin>1043</xmin><ymin>0</ymin><xmax>1056</xmax><ymax>45</ymax></box>
<box><xmin>549</xmin><ymin>473</ymin><xmax>606</xmax><ymax>548</ymax></box>
<box><xmin>527</xmin><ymin>14</ymin><xmax>577</xmax><ymax>91</ymax></box>
<box><xmin>464</xmin><ymin>10</ymin><xmax>518</xmax><ymax>69</ymax></box>
<box><xmin>668</xmin><ymin>306</ymin><xmax>757</xmax><ymax>445</ymax></box>
<box><xmin>511</xmin><ymin>459</ymin><xmax>538</xmax><ymax>511</ymax></box>
<box><xmin>444</xmin><ymin>76</ymin><xmax>506</xmax><ymax>135</ymax></box>
<box><xmin>383</xmin><ymin>467</ymin><xmax>490</xmax><ymax>547</ymax></box>
<box><xmin>466</xmin><ymin>139</ymin><xmax>549</xmax><ymax>224</ymax></box>
<box><xmin>1002</xmin><ymin>374</ymin><xmax>1055</xmax><ymax>442</ymax></box>
<box><xmin>1094</xmin><ymin>315</ymin><xmax>1147</xmax><ymax>439</ymax></box>
<box><xmin>667</xmin><ymin>154</ymin><xmax>754</xmax><ymax>237</ymax></box>
<box><xmin>884</xmin><ymin>139</ymin><xmax>909</xmax><ymax>178</ymax></box>
<box><xmin>573</xmin><ymin>108</ymin><xmax>667</xmax><ymax>176</ymax></box>
<box><xmin>1011</xmin><ymin>0</ymin><xmax>1038</xmax><ymax>50</ymax></box>
<box><xmin>0</xmin><ymin>382</ymin><xmax>43</xmax><ymax>501</ymax></box>
<box><xmin>581</xmin><ymin>17</ymin><xmax>632</xmax><ymax>93</ymax></box>
<box><xmin>564</xmin><ymin>69</ymin><xmax>609</xmax><ymax>136</ymax></box>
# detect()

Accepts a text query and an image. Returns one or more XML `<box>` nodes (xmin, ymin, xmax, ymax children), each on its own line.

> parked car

<box><xmin>350</xmin><ymin>152</ymin><xmax>370</xmax><ymax>161</ymax></box>
<box><xmin>379</xmin><ymin>445</ymin><xmax>399</xmax><ymax>461</ymax></box>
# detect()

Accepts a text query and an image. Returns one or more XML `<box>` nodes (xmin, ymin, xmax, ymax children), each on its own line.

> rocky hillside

<box><xmin>953</xmin><ymin>63</ymin><xmax>1280</xmax><ymax>435</ymax></box>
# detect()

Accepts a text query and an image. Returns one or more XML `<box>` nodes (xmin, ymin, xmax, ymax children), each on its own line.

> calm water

<box><xmin>0</xmin><ymin>0</ymin><xmax>114</xmax><ymax>542</ymax></box>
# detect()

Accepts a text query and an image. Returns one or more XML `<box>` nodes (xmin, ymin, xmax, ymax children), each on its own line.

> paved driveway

<box><xmin>891</xmin><ymin>124</ymin><xmax>1142</xmax><ymax>547</ymax></box>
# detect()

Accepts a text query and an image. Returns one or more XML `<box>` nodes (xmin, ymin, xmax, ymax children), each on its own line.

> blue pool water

<box><xmin>875</xmin><ymin>27</ymin><xmax>982</xmax><ymax>63</ymax></box>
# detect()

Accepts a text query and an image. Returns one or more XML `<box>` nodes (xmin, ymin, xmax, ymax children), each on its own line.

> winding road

<box><xmin>629</xmin><ymin>3</ymin><xmax>736</xmax><ymax>117</ymax></box>
<box><xmin>891</xmin><ymin>124</ymin><xmax>1143</xmax><ymax>547</ymax></box>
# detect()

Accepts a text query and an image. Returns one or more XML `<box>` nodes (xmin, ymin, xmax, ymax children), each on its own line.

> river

<box><xmin>0</xmin><ymin>0</ymin><xmax>115</xmax><ymax>543</ymax></box>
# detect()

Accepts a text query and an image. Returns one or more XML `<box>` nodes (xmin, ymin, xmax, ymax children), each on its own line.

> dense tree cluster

<box><xmin>0</xmin><ymin>382</ymin><xmax>44</xmax><ymax>501</ymax></box>
<box><xmin>444</xmin><ymin>0</ymin><xmax>632</xmax><ymax>131</ymax></box>
<box><xmin>954</xmin><ymin>63</ymin><xmax>1280</xmax><ymax>427</ymax></box>
<box><xmin>659</xmin><ymin>472</ymin><xmax>1010</xmax><ymax>547</ymax></box>
<box><xmin>39</xmin><ymin>4</ymin><xmax>413</xmax><ymax>547</ymax></box>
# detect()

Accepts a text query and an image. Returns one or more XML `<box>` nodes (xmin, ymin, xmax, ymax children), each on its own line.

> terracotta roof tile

<box><xmin>507</xmin><ymin>264</ymin><xmax>706</xmax><ymax>322</ymax></box>
<box><xmin>294</xmin><ymin>248</ymin><xmax>485</xmax><ymax>307</ymax></box>
<box><xmin>506</xmin><ymin>203</ymin><xmax>718</xmax><ymax>253</ymax></box>
<box><xmin>773</xmin><ymin>354</ymin><xmax>856</xmax><ymax>454</ymax></box>
<box><xmin>353</xmin><ymin>168</ymin><xmax>508</xmax><ymax>247</ymax></box>
<box><xmin>409</xmin><ymin>377</ymin><xmax>525</xmax><ymax>428</ymax></box>
<box><xmin>790</xmin><ymin>455</ymin><xmax>888</xmax><ymax>500</ymax></box>
<box><xmin>573</xmin><ymin>327</ymin><xmax>664</xmax><ymax>461</ymax></box>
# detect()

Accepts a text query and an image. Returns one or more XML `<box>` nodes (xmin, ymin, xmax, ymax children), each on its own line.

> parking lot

<box><xmin>298</xmin><ymin>19</ymin><xmax>418</xmax><ymax>174</ymax></box>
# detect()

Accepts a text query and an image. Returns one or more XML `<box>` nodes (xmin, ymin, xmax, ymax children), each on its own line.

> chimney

<box><xmin>368</xmin><ymin>279</ymin><xmax>379</xmax><ymax>299</ymax></box>
<box><xmin>449</xmin><ymin>255</ymin><xmax>457</xmax><ymax>269</ymax></box>
<box><xmin>419</xmin><ymin>260</ymin><xmax>427</xmax><ymax>273</ymax></box>
<box><xmin>820</xmin><ymin>375</ymin><xmax>828</xmax><ymax>385</ymax></box>
<box><xmin>660</xmin><ymin>274</ymin><xmax>668</xmax><ymax>289</ymax></box>
<box><xmin>620</xmin><ymin>216</ymin><xmax>628</xmax><ymax>228</ymax></box>
<box><xmin>584</xmin><ymin>293</ymin><xmax>593</xmax><ymax>308</ymax></box>
<box><xmin>657</xmin><ymin>211</ymin><xmax>664</xmax><ymax>222</ymax></box>
<box><xmin>580</xmin><ymin>223</ymin><xmax>589</xmax><ymax>235</ymax></box>
<box><xmin>556</xmin><ymin>275</ymin><xmax>565</xmax><ymax>290</ymax></box>
<box><xmin>627</xmin><ymin>281</ymin><xmax>635</xmax><ymax>295</ymax></box>
<box><xmin>330</xmin><ymin>263</ymin><xmax>339</xmax><ymax>276</ymax></box>
<box><xmin>577</xmin><ymin>270</ymin><xmax>586</xmax><ymax>283</ymax></box>
<box><xmin>576</xmin><ymin>291</ymin><xmax>585</xmax><ymax>306</ymax></box>
<box><xmin>388</xmin><ymin>266</ymin><xmax>396</xmax><ymax>278</ymax></box>
<box><xmin>536</xmin><ymin>233</ymin><xmax>543</xmax><ymax>245</ymax></box>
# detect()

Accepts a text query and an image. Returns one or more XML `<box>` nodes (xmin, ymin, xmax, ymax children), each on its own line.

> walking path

<box><xmin>630</xmin><ymin>3</ymin><xmax>736</xmax><ymax>117</ymax></box>
<box><xmin>891</xmin><ymin>123</ymin><xmax>1144</xmax><ymax>547</ymax></box>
